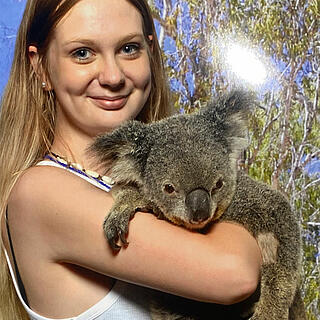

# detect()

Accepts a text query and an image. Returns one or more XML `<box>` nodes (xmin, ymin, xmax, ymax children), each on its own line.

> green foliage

<box><xmin>150</xmin><ymin>0</ymin><xmax>320</xmax><ymax>317</ymax></box>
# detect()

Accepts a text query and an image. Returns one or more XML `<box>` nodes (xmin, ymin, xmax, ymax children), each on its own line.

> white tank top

<box><xmin>4</xmin><ymin>160</ymin><xmax>152</xmax><ymax>320</ymax></box>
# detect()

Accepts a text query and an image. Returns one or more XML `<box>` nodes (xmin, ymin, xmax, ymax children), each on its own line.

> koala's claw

<box><xmin>110</xmin><ymin>240</ymin><xmax>121</xmax><ymax>252</ymax></box>
<box><xmin>119</xmin><ymin>232</ymin><xmax>129</xmax><ymax>246</ymax></box>
<box><xmin>103</xmin><ymin>206</ymin><xmax>134</xmax><ymax>252</ymax></box>
<box><xmin>104</xmin><ymin>222</ymin><xmax>129</xmax><ymax>251</ymax></box>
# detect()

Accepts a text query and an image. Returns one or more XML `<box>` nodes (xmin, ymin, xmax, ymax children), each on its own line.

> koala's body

<box><xmin>90</xmin><ymin>91</ymin><xmax>306</xmax><ymax>320</ymax></box>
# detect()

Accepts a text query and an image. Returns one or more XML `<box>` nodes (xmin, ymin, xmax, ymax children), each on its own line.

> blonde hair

<box><xmin>0</xmin><ymin>0</ymin><xmax>171</xmax><ymax>319</ymax></box>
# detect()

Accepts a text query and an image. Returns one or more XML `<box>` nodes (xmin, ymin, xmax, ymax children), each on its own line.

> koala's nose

<box><xmin>185</xmin><ymin>188</ymin><xmax>211</xmax><ymax>223</ymax></box>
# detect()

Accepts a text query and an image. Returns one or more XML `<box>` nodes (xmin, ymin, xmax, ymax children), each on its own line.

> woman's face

<box><xmin>47</xmin><ymin>0</ymin><xmax>152</xmax><ymax>138</ymax></box>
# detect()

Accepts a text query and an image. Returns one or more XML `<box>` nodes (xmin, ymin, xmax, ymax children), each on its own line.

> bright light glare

<box><xmin>226</xmin><ymin>44</ymin><xmax>267</xmax><ymax>85</ymax></box>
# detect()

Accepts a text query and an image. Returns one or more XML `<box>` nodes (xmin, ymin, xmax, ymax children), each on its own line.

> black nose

<box><xmin>185</xmin><ymin>188</ymin><xmax>211</xmax><ymax>223</ymax></box>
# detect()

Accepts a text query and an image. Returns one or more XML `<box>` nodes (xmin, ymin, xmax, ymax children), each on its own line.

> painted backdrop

<box><xmin>0</xmin><ymin>0</ymin><xmax>25</xmax><ymax>95</ymax></box>
<box><xmin>1</xmin><ymin>0</ymin><xmax>319</xmax><ymax>318</ymax></box>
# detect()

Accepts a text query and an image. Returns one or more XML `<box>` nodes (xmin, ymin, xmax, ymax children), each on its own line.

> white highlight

<box><xmin>226</xmin><ymin>43</ymin><xmax>267</xmax><ymax>85</ymax></box>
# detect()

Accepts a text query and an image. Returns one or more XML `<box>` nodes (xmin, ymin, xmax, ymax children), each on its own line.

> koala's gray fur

<box><xmin>90</xmin><ymin>90</ymin><xmax>306</xmax><ymax>320</ymax></box>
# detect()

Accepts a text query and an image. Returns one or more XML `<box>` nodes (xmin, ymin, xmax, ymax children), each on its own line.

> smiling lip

<box><xmin>89</xmin><ymin>95</ymin><xmax>129</xmax><ymax>110</ymax></box>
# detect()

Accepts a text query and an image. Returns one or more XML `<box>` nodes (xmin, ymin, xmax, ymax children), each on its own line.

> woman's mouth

<box><xmin>89</xmin><ymin>95</ymin><xmax>129</xmax><ymax>110</ymax></box>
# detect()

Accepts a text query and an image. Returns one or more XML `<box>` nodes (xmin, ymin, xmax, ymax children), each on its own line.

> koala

<box><xmin>89</xmin><ymin>90</ymin><xmax>306</xmax><ymax>320</ymax></box>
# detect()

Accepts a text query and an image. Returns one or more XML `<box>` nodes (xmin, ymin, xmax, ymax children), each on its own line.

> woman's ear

<box><xmin>147</xmin><ymin>35</ymin><xmax>153</xmax><ymax>52</ymax></box>
<box><xmin>28</xmin><ymin>45</ymin><xmax>52</xmax><ymax>90</ymax></box>
<box><xmin>28</xmin><ymin>45</ymin><xmax>39</xmax><ymax>71</ymax></box>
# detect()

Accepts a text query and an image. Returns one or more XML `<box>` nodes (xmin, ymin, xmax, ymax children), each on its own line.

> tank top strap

<box><xmin>36</xmin><ymin>160</ymin><xmax>112</xmax><ymax>193</ymax></box>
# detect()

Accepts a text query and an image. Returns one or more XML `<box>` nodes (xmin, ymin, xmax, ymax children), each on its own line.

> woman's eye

<box><xmin>72</xmin><ymin>48</ymin><xmax>93</xmax><ymax>61</ymax></box>
<box><xmin>121</xmin><ymin>43</ymin><xmax>141</xmax><ymax>56</ymax></box>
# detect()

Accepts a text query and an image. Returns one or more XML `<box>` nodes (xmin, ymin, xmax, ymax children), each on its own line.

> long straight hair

<box><xmin>0</xmin><ymin>0</ymin><xmax>171</xmax><ymax>319</ymax></box>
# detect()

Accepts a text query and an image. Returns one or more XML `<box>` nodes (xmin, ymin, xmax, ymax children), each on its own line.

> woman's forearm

<box><xmin>101</xmin><ymin>212</ymin><xmax>262</xmax><ymax>304</ymax></box>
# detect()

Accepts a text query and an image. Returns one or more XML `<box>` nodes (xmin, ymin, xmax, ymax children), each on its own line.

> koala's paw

<box><xmin>103</xmin><ymin>207</ymin><xmax>135</xmax><ymax>251</ymax></box>
<box><xmin>248</xmin><ymin>314</ymin><xmax>268</xmax><ymax>320</ymax></box>
<box><xmin>249</xmin><ymin>314</ymin><xmax>285</xmax><ymax>320</ymax></box>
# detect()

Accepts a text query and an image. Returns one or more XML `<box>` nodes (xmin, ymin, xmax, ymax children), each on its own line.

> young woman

<box><xmin>0</xmin><ymin>0</ymin><xmax>262</xmax><ymax>319</ymax></box>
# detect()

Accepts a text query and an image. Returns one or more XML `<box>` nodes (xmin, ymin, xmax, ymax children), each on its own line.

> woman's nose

<box><xmin>98</xmin><ymin>55</ymin><xmax>125</xmax><ymax>89</ymax></box>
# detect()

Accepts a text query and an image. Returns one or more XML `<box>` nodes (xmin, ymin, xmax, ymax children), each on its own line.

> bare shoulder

<box><xmin>10</xmin><ymin>164</ymin><xmax>111</xmax><ymax>205</ymax></box>
<box><xmin>9</xmin><ymin>164</ymin><xmax>111</xmax><ymax>216</ymax></box>
<box><xmin>7</xmin><ymin>164</ymin><xmax>113</xmax><ymax>260</ymax></box>
<box><xmin>8</xmin><ymin>165</ymin><xmax>64</xmax><ymax>222</ymax></box>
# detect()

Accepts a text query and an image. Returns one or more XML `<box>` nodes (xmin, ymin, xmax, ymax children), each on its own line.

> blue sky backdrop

<box><xmin>0</xmin><ymin>0</ymin><xmax>319</xmax><ymax>176</ymax></box>
<box><xmin>0</xmin><ymin>0</ymin><xmax>26</xmax><ymax>96</ymax></box>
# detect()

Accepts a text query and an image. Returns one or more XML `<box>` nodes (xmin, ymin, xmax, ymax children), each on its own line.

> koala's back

<box><xmin>221</xmin><ymin>171</ymin><xmax>302</xmax><ymax>270</ymax></box>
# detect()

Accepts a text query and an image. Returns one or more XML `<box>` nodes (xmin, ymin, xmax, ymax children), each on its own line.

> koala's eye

<box><xmin>164</xmin><ymin>184</ymin><xmax>175</xmax><ymax>194</ymax></box>
<box><xmin>211</xmin><ymin>178</ymin><xmax>224</xmax><ymax>194</ymax></box>
<box><xmin>215</xmin><ymin>178</ymin><xmax>224</xmax><ymax>189</ymax></box>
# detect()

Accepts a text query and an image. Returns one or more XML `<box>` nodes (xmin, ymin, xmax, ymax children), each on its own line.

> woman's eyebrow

<box><xmin>118</xmin><ymin>33</ymin><xmax>145</xmax><ymax>43</ymax></box>
<box><xmin>62</xmin><ymin>39</ymin><xmax>96</xmax><ymax>47</ymax></box>
<box><xmin>63</xmin><ymin>33</ymin><xmax>145</xmax><ymax>48</ymax></box>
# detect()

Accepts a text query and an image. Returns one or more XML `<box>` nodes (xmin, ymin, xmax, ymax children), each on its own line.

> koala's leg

<box><xmin>289</xmin><ymin>289</ymin><xmax>307</xmax><ymax>320</ymax></box>
<box><xmin>150</xmin><ymin>307</ymin><xmax>194</xmax><ymax>320</ymax></box>
<box><xmin>249</xmin><ymin>233</ymin><xmax>301</xmax><ymax>320</ymax></box>
<box><xmin>150</xmin><ymin>301</ymin><xmax>197</xmax><ymax>320</ymax></box>
<box><xmin>249</xmin><ymin>263</ymin><xmax>299</xmax><ymax>320</ymax></box>
<box><xmin>103</xmin><ymin>185</ymin><xmax>151</xmax><ymax>251</ymax></box>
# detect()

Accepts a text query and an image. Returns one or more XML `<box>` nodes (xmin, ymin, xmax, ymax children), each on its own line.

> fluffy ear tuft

<box><xmin>88</xmin><ymin>120</ymin><xmax>150</xmax><ymax>185</ymax></box>
<box><xmin>201</xmin><ymin>90</ymin><xmax>255</xmax><ymax>160</ymax></box>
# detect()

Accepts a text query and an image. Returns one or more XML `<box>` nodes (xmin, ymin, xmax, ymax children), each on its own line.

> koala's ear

<box><xmin>201</xmin><ymin>90</ymin><xmax>255</xmax><ymax>160</ymax></box>
<box><xmin>88</xmin><ymin>120</ymin><xmax>151</xmax><ymax>185</ymax></box>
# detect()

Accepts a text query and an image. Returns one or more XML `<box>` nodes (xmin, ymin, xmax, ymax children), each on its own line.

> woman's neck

<box><xmin>50</xmin><ymin>132</ymin><xmax>103</xmax><ymax>174</ymax></box>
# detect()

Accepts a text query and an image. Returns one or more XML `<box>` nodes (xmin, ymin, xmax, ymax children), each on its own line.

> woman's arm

<box><xmin>8</xmin><ymin>165</ymin><xmax>262</xmax><ymax>305</ymax></box>
<box><xmin>118</xmin><ymin>212</ymin><xmax>261</xmax><ymax>304</ymax></box>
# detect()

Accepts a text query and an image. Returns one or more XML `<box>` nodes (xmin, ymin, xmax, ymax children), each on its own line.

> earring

<box><xmin>41</xmin><ymin>82</ymin><xmax>46</xmax><ymax>88</ymax></box>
